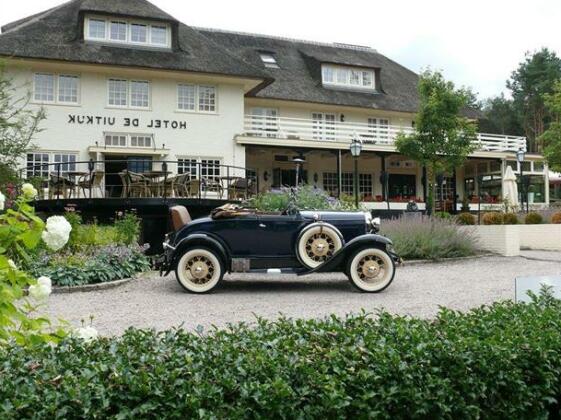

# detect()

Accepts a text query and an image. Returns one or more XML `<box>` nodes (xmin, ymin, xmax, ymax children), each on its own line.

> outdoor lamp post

<box><xmin>516</xmin><ymin>148</ymin><xmax>526</xmax><ymax>213</ymax></box>
<box><xmin>292</xmin><ymin>155</ymin><xmax>305</xmax><ymax>187</ymax></box>
<box><xmin>349</xmin><ymin>137</ymin><xmax>363</xmax><ymax>208</ymax></box>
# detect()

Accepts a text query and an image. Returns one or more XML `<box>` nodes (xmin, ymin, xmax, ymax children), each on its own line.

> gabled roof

<box><xmin>0</xmin><ymin>0</ymin><xmax>271</xmax><ymax>84</ymax></box>
<box><xmin>198</xmin><ymin>29</ymin><xmax>422</xmax><ymax>115</ymax></box>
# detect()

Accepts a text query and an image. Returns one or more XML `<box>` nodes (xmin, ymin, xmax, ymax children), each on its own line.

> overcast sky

<box><xmin>2</xmin><ymin>0</ymin><xmax>561</xmax><ymax>100</ymax></box>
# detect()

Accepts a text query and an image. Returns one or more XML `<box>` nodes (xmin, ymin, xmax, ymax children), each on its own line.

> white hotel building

<box><xmin>0</xmin><ymin>0</ymin><xmax>550</xmax><ymax>210</ymax></box>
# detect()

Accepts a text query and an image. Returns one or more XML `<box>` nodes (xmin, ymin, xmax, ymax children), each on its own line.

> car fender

<box><xmin>171</xmin><ymin>233</ymin><xmax>230</xmax><ymax>271</ymax></box>
<box><xmin>300</xmin><ymin>234</ymin><xmax>393</xmax><ymax>274</ymax></box>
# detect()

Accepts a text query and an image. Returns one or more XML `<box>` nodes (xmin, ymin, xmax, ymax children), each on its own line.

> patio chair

<box><xmin>119</xmin><ymin>170</ymin><xmax>150</xmax><ymax>198</ymax></box>
<box><xmin>158</xmin><ymin>175</ymin><xmax>176</xmax><ymax>198</ymax></box>
<box><xmin>227</xmin><ymin>178</ymin><xmax>254</xmax><ymax>200</ymax></box>
<box><xmin>202</xmin><ymin>177</ymin><xmax>223</xmax><ymax>199</ymax></box>
<box><xmin>48</xmin><ymin>173</ymin><xmax>75</xmax><ymax>199</ymax></box>
<box><xmin>78</xmin><ymin>171</ymin><xmax>105</xmax><ymax>198</ymax></box>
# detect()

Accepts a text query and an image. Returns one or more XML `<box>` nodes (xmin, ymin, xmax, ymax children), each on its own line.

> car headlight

<box><xmin>371</xmin><ymin>217</ymin><xmax>381</xmax><ymax>232</ymax></box>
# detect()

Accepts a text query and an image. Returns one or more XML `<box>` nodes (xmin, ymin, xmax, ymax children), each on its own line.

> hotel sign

<box><xmin>67</xmin><ymin>114</ymin><xmax>187</xmax><ymax>130</ymax></box>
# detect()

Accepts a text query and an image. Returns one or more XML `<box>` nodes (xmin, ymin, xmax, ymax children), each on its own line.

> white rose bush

<box><xmin>0</xmin><ymin>190</ymin><xmax>68</xmax><ymax>346</ymax></box>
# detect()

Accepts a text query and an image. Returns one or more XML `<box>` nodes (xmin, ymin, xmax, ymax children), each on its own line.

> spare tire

<box><xmin>296</xmin><ymin>223</ymin><xmax>343</xmax><ymax>269</ymax></box>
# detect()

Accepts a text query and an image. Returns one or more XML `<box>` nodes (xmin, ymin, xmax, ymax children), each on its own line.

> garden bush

<box><xmin>552</xmin><ymin>212</ymin><xmax>561</xmax><ymax>224</ymax></box>
<box><xmin>503</xmin><ymin>212</ymin><xmax>519</xmax><ymax>225</ymax></box>
<box><xmin>482</xmin><ymin>211</ymin><xmax>504</xmax><ymax>225</ymax></box>
<box><xmin>2</xmin><ymin>292</ymin><xmax>561</xmax><ymax>418</ymax></box>
<box><xmin>525</xmin><ymin>212</ymin><xmax>543</xmax><ymax>225</ymax></box>
<box><xmin>381</xmin><ymin>216</ymin><xmax>479</xmax><ymax>259</ymax></box>
<box><xmin>28</xmin><ymin>245</ymin><xmax>151</xmax><ymax>287</ymax></box>
<box><xmin>249</xmin><ymin>185</ymin><xmax>355</xmax><ymax>211</ymax></box>
<box><xmin>455</xmin><ymin>212</ymin><xmax>475</xmax><ymax>225</ymax></box>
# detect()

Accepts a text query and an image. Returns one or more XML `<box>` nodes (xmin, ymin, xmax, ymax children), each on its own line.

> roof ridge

<box><xmin>1</xmin><ymin>0</ymin><xmax>79</xmax><ymax>34</ymax></box>
<box><xmin>195</xmin><ymin>26</ymin><xmax>377</xmax><ymax>53</ymax></box>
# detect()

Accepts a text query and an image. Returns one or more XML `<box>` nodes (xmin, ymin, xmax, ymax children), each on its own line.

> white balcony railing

<box><xmin>242</xmin><ymin>115</ymin><xmax>527</xmax><ymax>153</ymax></box>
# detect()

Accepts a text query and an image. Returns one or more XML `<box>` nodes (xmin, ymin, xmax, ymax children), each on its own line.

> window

<box><xmin>177</xmin><ymin>157</ymin><xmax>221</xmax><ymax>180</ymax></box>
<box><xmin>259</xmin><ymin>53</ymin><xmax>279</xmax><ymax>68</ymax></box>
<box><xmin>177</xmin><ymin>158</ymin><xmax>198</xmax><ymax>177</ymax></box>
<box><xmin>108</xmin><ymin>79</ymin><xmax>150</xmax><ymax>109</ymax></box>
<box><xmin>388</xmin><ymin>174</ymin><xmax>416</xmax><ymax>200</ymax></box>
<box><xmin>322</xmin><ymin>172</ymin><xmax>338</xmax><ymax>196</ymax></box>
<box><xmin>177</xmin><ymin>84</ymin><xmax>196</xmax><ymax>111</ymax></box>
<box><xmin>26</xmin><ymin>153</ymin><xmax>50</xmax><ymax>178</ymax></box>
<box><xmin>130</xmin><ymin>23</ymin><xmax>147</xmax><ymax>43</ymax></box>
<box><xmin>177</xmin><ymin>84</ymin><xmax>217</xmax><ymax>113</ymax></box>
<box><xmin>58</xmin><ymin>75</ymin><xmax>79</xmax><ymax>103</ymax></box>
<box><xmin>367</xmin><ymin>118</ymin><xmax>390</xmax><ymax>141</ymax></box>
<box><xmin>359</xmin><ymin>174</ymin><xmax>373</xmax><ymax>197</ymax></box>
<box><xmin>53</xmin><ymin>153</ymin><xmax>77</xmax><ymax>173</ymax></box>
<box><xmin>322</xmin><ymin>64</ymin><xmax>375</xmax><ymax>90</ymax></box>
<box><xmin>312</xmin><ymin>112</ymin><xmax>336</xmax><ymax>140</ymax></box>
<box><xmin>34</xmin><ymin>73</ymin><xmax>80</xmax><ymax>104</ymax></box>
<box><xmin>88</xmin><ymin>19</ymin><xmax>106</xmax><ymax>39</ymax></box>
<box><xmin>151</xmin><ymin>26</ymin><xmax>168</xmax><ymax>46</ymax></box>
<box><xmin>250</xmin><ymin>108</ymin><xmax>278</xmax><ymax>137</ymax></box>
<box><xmin>26</xmin><ymin>152</ymin><xmax>78</xmax><ymax>178</ymax></box>
<box><xmin>198</xmin><ymin>86</ymin><xmax>216</xmax><ymax>112</ymax></box>
<box><xmin>34</xmin><ymin>74</ymin><xmax>55</xmax><ymax>102</ymax></box>
<box><xmin>341</xmin><ymin>173</ymin><xmax>354</xmax><ymax>195</ymax></box>
<box><xmin>110</xmin><ymin>21</ymin><xmax>127</xmax><ymax>41</ymax></box>
<box><xmin>85</xmin><ymin>17</ymin><xmax>171</xmax><ymax>48</ymax></box>
<box><xmin>105</xmin><ymin>133</ymin><xmax>153</xmax><ymax>148</ymax></box>
<box><xmin>108</xmin><ymin>79</ymin><xmax>128</xmax><ymax>107</ymax></box>
<box><xmin>130</xmin><ymin>135</ymin><xmax>152</xmax><ymax>148</ymax></box>
<box><xmin>130</xmin><ymin>81</ymin><xmax>150</xmax><ymax>108</ymax></box>
<box><xmin>105</xmin><ymin>134</ymin><xmax>127</xmax><ymax>147</ymax></box>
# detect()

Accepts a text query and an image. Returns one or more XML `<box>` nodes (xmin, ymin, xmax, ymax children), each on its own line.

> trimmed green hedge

<box><xmin>2</xmin><ymin>294</ymin><xmax>561</xmax><ymax>418</ymax></box>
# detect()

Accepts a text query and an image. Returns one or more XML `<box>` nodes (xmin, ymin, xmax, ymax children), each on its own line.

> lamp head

<box><xmin>516</xmin><ymin>148</ymin><xmax>525</xmax><ymax>163</ymax></box>
<box><xmin>349</xmin><ymin>137</ymin><xmax>362</xmax><ymax>157</ymax></box>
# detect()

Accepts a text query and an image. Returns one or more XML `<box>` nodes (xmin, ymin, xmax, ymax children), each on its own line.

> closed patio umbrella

<box><xmin>502</xmin><ymin>166</ymin><xmax>519</xmax><ymax>209</ymax></box>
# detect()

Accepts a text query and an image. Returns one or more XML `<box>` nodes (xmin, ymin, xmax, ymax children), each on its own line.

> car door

<box><xmin>252</xmin><ymin>213</ymin><xmax>306</xmax><ymax>257</ymax></box>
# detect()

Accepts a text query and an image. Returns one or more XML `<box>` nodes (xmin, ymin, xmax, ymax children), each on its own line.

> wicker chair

<box><xmin>78</xmin><ymin>171</ymin><xmax>105</xmax><ymax>198</ymax></box>
<box><xmin>48</xmin><ymin>173</ymin><xmax>74</xmax><ymax>199</ymax></box>
<box><xmin>202</xmin><ymin>177</ymin><xmax>223</xmax><ymax>199</ymax></box>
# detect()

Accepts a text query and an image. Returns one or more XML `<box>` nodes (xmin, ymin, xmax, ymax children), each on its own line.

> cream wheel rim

<box><xmin>297</xmin><ymin>224</ymin><xmax>343</xmax><ymax>268</ymax></box>
<box><xmin>349</xmin><ymin>249</ymin><xmax>394</xmax><ymax>292</ymax></box>
<box><xmin>177</xmin><ymin>249</ymin><xmax>222</xmax><ymax>293</ymax></box>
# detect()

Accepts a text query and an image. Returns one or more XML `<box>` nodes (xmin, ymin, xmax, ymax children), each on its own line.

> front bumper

<box><xmin>388</xmin><ymin>249</ymin><xmax>403</xmax><ymax>266</ymax></box>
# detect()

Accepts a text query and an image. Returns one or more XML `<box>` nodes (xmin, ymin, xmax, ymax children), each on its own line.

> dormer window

<box><xmin>322</xmin><ymin>64</ymin><xmax>375</xmax><ymax>91</ymax></box>
<box><xmin>259</xmin><ymin>53</ymin><xmax>279</xmax><ymax>68</ymax></box>
<box><xmin>85</xmin><ymin>16</ymin><xmax>171</xmax><ymax>49</ymax></box>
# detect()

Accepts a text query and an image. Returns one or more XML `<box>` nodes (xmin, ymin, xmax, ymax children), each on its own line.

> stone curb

<box><xmin>52</xmin><ymin>276</ymin><xmax>138</xmax><ymax>294</ymax></box>
<box><xmin>402</xmin><ymin>253</ymin><xmax>497</xmax><ymax>266</ymax></box>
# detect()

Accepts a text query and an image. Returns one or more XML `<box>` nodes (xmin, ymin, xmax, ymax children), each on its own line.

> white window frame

<box><xmin>321</xmin><ymin>64</ymin><xmax>376</xmax><ymax>91</ymax></box>
<box><xmin>25</xmin><ymin>151</ymin><xmax>79</xmax><ymax>178</ymax></box>
<box><xmin>84</xmin><ymin>15</ymin><xmax>172</xmax><ymax>49</ymax></box>
<box><xmin>176</xmin><ymin>84</ymin><xmax>218</xmax><ymax>113</ymax></box>
<box><xmin>176</xmin><ymin>156</ymin><xmax>222</xmax><ymax>180</ymax></box>
<box><xmin>107</xmin><ymin>79</ymin><xmax>151</xmax><ymax>110</ymax></box>
<box><xmin>104</xmin><ymin>132</ymin><xmax>154</xmax><ymax>149</ymax></box>
<box><xmin>312</xmin><ymin>112</ymin><xmax>337</xmax><ymax>141</ymax></box>
<box><xmin>33</xmin><ymin>73</ymin><xmax>81</xmax><ymax>105</ymax></box>
<box><xmin>259</xmin><ymin>53</ymin><xmax>279</xmax><ymax>68</ymax></box>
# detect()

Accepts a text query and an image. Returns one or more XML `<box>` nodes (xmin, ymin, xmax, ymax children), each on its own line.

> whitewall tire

<box><xmin>176</xmin><ymin>248</ymin><xmax>224</xmax><ymax>293</ymax></box>
<box><xmin>346</xmin><ymin>247</ymin><xmax>395</xmax><ymax>293</ymax></box>
<box><xmin>296</xmin><ymin>223</ymin><xmax>343</xmax><ymax>269</ymax></box>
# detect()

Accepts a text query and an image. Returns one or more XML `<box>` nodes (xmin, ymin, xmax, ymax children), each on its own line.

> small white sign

<box><xmin>515</xmin><ymin>275</ymin><xmax>561</xmax><ymax>303</ymax></box>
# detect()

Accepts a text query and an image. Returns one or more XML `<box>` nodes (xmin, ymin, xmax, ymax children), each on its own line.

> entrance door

<box><xmin>104</xmin><ymin>156</ymin><xmax>153</xmax><ymax>197</ymax></box>
<box><xmin>272</xmin><ymin>168</ymin><xmax>308</xmax><ymax>188</ymax></box>
<box><xmin>388</xmin><ymin>174</ymin><xmax>416</xmax><ymax>200</ymax></box>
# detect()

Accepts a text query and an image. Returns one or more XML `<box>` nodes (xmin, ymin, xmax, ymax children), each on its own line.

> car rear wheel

<box><xmin>296</xmin><ymin>223</ymin><xmax>343</xmax><ymax>269</ymax></box>
<box><xmin>176</xmin><ymin>248</ymin><xmax>224</xmax><ymax>293</ymax></box>
<box><xmin>346</xmin><ymin>247</ymin><xmax>395</xmax><ymax>293</ymax></box>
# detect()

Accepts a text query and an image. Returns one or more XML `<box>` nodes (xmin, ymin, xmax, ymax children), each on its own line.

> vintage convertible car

<box><xmin>160</xmin><ymin>205</ymin><xmax>400</xmax><ymax>294</ymax></box>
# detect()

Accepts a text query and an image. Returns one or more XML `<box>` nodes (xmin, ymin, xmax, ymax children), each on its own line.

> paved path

<box><xmin>46</xmin><ymin>252</ymin><xmax>561</xmax><ymax>336</ymax></box>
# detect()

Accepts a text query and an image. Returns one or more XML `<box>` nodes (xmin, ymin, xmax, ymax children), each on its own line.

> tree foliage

<box><xmin>507</xmin><ymin>48</ymin><xmax>561</xmax><ymax>152</ymax></box>
<box><xmin>540</xmin><ymin>80</ymin><xmax>561</xmax><ymax>172</ymax></box>
<box><xmin>479</xmin><ymin>94</ymin><xmax>524</xmax><ymax>136</ymax></box>
<box><xmin>0</xmin><ymin>62</ymin><xmax>46</xmax><ymax>184</ymax></box>
<box><xmin>396</xmin><ymin>70</ymin><xmax>477</xmax><ymax>214</ymax></box>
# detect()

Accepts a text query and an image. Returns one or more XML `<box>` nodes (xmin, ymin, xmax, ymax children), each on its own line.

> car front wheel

<box><xmin>175</xmin><ymin>248</ymin><xmax>224</xmax><ymax>293</ymax></box>
<box><xmin>346</xmin><ymin>247</ymin><xmax>395</xmax><ymax>293</ymax></box>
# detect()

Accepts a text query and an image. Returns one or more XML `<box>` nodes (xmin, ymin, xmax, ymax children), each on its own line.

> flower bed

<box><xmin>28</xmin><ymin>244</ymin><xmax>151</xmax><ymax>287</ymax></box>
<box><xmin>1</xmin><ymin>293</ymin><xmax>561</xmax><ymax>418</ymax></box>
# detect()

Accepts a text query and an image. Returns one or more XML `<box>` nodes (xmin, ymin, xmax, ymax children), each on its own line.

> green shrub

<box><xmin>2</xmin><ymin>292</ymin><xmax>561</xmax><ymax>418</ymax></box>
<box><xmin>503</xmin><ymin>212</ymin><xmax>519</xmax><ymax>225</ymax></box>
<box><xmin>552</xmin><ymin>212</ymin><xmax>561</xmax><ymax>224</ymax></box>
<box><xmin>249</xmin><ymin>186</ymin><xmax>356</xmax><ymax>211</ymax></box>
<box><xmin>74</xmin><ymin>223</ymin><xmax>119</xmax><ymax>247</ymax></box>
<box><xmin>114</xmin><ymin>211</ymin><xmax>141</xmax><ymax>245</ymax></box>
<box><xmin>434</xmin><ymin>211</ymin><xmax>451</xmax><ymax>219</ymax></box>
<box><xmin>525</xmin><ymin>212</ymin><xmax>543</xmax><ymax>225</ymax></box>
<box><xmin>29</xmin><ymin>245</ymin><xmax>150</xmax><ymax>286</ymax></box>
<box><xmin>456</xmin><ymin>212</ymin><xmax>475</xmax><ymax>225</ymax></box>
<box><xmin>482</xmin><ymin>212</ymin><xmax>503</xmax><ymax>225</ymax></box>
<box><xmin>64</xmin><ymin>210</ymin><xmax>82</xmax><ymax>248</ymax></box>
<box><xmin>381</xmin><ymin>216</ymin><xmax>479</xmax><ymax>259</ymax></box>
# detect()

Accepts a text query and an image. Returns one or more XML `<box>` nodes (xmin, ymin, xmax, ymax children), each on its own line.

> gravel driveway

<box><xmin>46</xmin><ymin>252</ymin><xmax>561</xmax><ymax>336</ymax></box>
